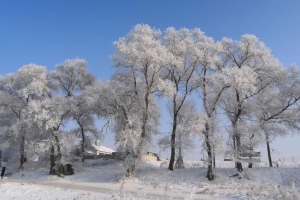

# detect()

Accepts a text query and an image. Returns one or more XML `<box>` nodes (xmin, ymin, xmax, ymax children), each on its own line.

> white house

<box><xmin>86</xmin><ymin>141</ymin><xmax>115</xmax><ymax>155</ymax></box>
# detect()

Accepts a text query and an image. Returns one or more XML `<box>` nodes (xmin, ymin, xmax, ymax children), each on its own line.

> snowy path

<box><xmin>2</xmin><ymin>166</ymin><xmax>300</xmax><ymax>199</ymax></box>
<box><xmin>3</xmin><ymin>179</ymin><xmax>229</xmax><ymax>200</ymax></box>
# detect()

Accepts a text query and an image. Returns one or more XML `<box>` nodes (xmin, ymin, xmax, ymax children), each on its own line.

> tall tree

<box><xmin>71</xmin><ymin>95</ymin><xmax>99</xmax><ymax>162</ymax></box>
<box><xmin>252</xmin><ymin>66</ymin><xmax>300</xmax><ymax>167</ymax></box>
<box><xmin>163</xmin><ymin>27</ymin><xmax>203</xmax><ymax>171</ymax></box>
<box><xmin>49</xmin><ymin>58</ymin><xmax>96</xmax><ymax>164</ymax></box>
<box><xmin>0</xmin><ymin>64</ymin><xmax>49</xmax><ymax>170</ymax></box>
<box><xmin>112</xmin><ymin>24</ymin><xmax>166</xmax><ymax>175</ymax></box>
<box><xmin>26</xmin><ymin>95</ymin><xmax>72</xmax><ymax>174</ymax></box>
<box><xmin>192</xmin><ymin>30</ymin><xmax>227</xmax><ymax>180</ymax></box>
<box><xmin>218</xmin><ymin>34</ymin><xmax>284</xmax><ymax>172</ymax></box>
<box><xmin>86</xmin><ymin>77</ymin><xmax>160</xmax><ymax>176</ymax></box>
<box><xmin>158</xmin><ymin>100</ymin><xmax>202</xmax><ymax>169</ymax></box>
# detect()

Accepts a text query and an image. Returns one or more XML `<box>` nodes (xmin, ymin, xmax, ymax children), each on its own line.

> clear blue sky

<box><xmin>1</xmin><ymin>0</ymin><xmax>300</xmax><ymax>78</ymax></box>
<box><xmin>1</xmin><ymin>0</ymin><xmax>300</xmax><ymax>161</ymax></box>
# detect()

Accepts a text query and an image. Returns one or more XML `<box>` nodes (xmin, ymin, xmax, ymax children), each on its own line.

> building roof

<box><xmin>92</xmin><ymin>145</ymin><xmax>115</xmax><ymax>153</ymax></box>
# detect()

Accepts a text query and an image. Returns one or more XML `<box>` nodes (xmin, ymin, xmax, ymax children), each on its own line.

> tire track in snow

<box><xmin>4</xmin><ymin>179</ymin><xmax>228</xmax><ymax>200</ymax></box>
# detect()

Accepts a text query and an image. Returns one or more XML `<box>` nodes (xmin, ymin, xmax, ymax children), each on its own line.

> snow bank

<box><xmin>0</xmin><ymin>182</ymin><xmax>111</xmax><ymax>200</ymax></box>
<box><xmin>133</xmin><ymin>161</ymin><xmax>300</xmax><ymax>199</ymax></box>
<box><xmin>5</xmin><ymin>159</ymin><xmax>300</xmax><ymax>199</ymax></box>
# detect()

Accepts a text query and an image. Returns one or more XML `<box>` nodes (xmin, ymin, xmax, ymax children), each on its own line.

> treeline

<box><xmin>0</xmin><ymin>24</ymin><xmax>300</xmax><ymax>180</ymax></box>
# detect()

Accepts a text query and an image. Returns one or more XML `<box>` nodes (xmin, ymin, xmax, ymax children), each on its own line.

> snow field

<box><xmin>2</xmin><ymin>159</ymin><xmax>300</xmax><ymax>200</ymax></box>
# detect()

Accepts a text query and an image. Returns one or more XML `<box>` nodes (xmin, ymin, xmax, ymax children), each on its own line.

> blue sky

<box><xmin>1</xmin><ymin>0</ymin><xmax>300</xmax><ymax>161</ymax></box>
<box><xmin>1</xmin><ymin>0</ymin><xmax>300</xmax><ymax>78</ymax></box>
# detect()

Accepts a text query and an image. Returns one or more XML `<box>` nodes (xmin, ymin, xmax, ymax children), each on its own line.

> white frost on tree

<box><xmin>111</xmin><ymin>24</ymin><xmax>166</xmax><ymax>176</ymax></box>
<box><xmin>218</xmin><ymin>34</ymin><xmax>284</xmax><ymax>172</ymax></box>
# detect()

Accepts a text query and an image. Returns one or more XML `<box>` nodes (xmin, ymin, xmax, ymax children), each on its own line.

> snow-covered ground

<box><xmin>1</xmin><ymin>159</ymin><xmax>300</xmax><ymax>199</ymax></box>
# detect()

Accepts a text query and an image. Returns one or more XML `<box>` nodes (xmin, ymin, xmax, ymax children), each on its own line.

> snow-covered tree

<box><xmin>86</xmin><ymin>73</ymin><xmax>160</xmax><ymax>176</ymax></box>
<box><xmin>111</xmin><ymin>24</ymin><xmax>166</xmax><ymax>175</ymax></box>
<box><xmin>48</xmin><ymin>58</ymin><xmax>96</xmax><ymax>165</ymax></box>
<box><xmin>218</xmin><ymin>34</ymin><xmax>284</xmax><ymax>172</ymax></box>
<box><xmin>191</xmin><ymin>30</ymin><xmax>226</xmax><ymax>180</ymax></box>
<box><xmin>26</xmin><ymin>95</ymin><xmax>72</xmax><ymax>173</ymax></box>
<box><xmin>163</xmin><ymin>27</ymin><xmax>204</xmax><ymax>171</ymax></box>
<box><xmin>50</xmin><ymin>58</ymin><xmax>98</xmax><ymax>162</ymax></box>
<box><xmin>50</xmin><ymin>58</ymin><xmax>95</xmax><ymax>97</ymax></box>
<box><xmin>23</xmin><ymin>59</ymin><xmax>95</xmax><ymax>173</ymax></box>
<box><xmin>71</xmin><ymin>94</ymin><xmax>99</xmax><ymax>162</ymax></box>
<box><xmin>251</xmin><ymin>65</ymin><xmax>300</xmax><ymax>167</ymax></box>
<box><xmin>0</xmin><ymin>64</ymin><xmax>49</xmax><ymax>170</ymax></box>
<box><xmin>158</xmin><ymin>100</ymin><xmax>203</xmax><ymax>169</ymax></box>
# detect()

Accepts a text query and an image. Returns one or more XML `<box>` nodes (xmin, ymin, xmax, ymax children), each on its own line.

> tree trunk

<box><xmin>204</xmin><ymin>123</ymin><xmax>214</xmax><ymax>180</ymax></box>
<box><xmin>175</xmin><ymin>135</ymin><xmax>184</xmax><ymax>169</ymax></box>
<box><xmin>232</xmin><ymin>135</ymin><xmax>236</xmax><ymax>152</ymax></box>
<box><xmin>232</xmin><ymin>135</ymin><xmax>237</xmax><ymax>168</ymax></box>
<box><xmin>125</xmin><ymin>149</ymin><xmax>136</xmax><ymax>177</ymax></box>
<box><xmin>168</xmin><ymin>130</ymin><xmax>176</xmax><ymax>171</ymax></box>
<box><xmin>54</xmin><ymin>133</ymin><xmax>61</xmax><ymax>162</ymax></box>
<box><xmin>81</xmin><ymin>136</ymin><xmax>85</xmax><ymax>162</ymax></box>
<box><xmin>233</xmin><ymin>92</ymin><xmax>243</xmax><ymax>172</ymax></box>
<box><xmin>168</xmin><ymin>113</ymin><xmax>177</xmax><ymax>171</ymax></box>
<box><xmin>205</xmin><ymin>137</ymin><xmax>214</xmax><ymax>180</ymax></box>
<box><xmin>126</xmin><ymin>163</ymin><xmax>135</xmax><ymax>177</ymax></box>
<box><xmin>49</xmin><ymin>145</ymin><xmax>55</xmax><ymax>175</ymax></box>
<box><xmin>79</xmin><ymin>123</ymin><xmax>85</xmax><ymax>162</ymax></box>
<box><xmin>213</xmin><ymin>150</ymin><xmax>216</xmax><ymax>168</ymax></box>
<box><xmin>175</xmin><ymin>155</ymin><xmax>184</xmax><ymax>169</ymax></box>
<box><xmin>266</xmin><ymin>133</ymin><xmax>273</xmax><ymax>167</ymax></box>
<box><xmin>135</xmin><ymin>92</ymin><xmax>150</xmax><ymax>161</ymax></box>
<box><xmin>235</xmin><ymin>134</ymin><xmax>243</xmax><ymax>172</ymax></box>
<box><xmin>18</xmin><ymin>136</ymin><xmax>25</xmax><ymax>171</ymax></box>
<box><xmin>236</xmin><ymin>162</ymin><xmax>243</xmax><ymax>172</ymax></box>
<box><xmin>212</xmin><ymin>141</ymin><xmax>216</xmax><ymax>168</ymax></box>
<box><xmin>248</xmin><ymin>146</ymin><xmax>253</xmax><ymax>168</ymax></box>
